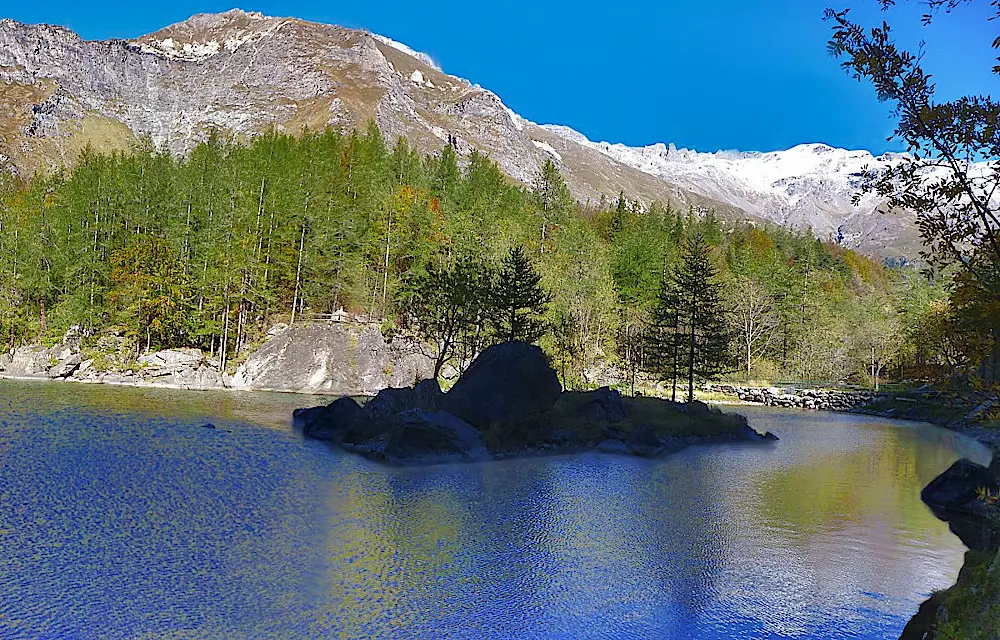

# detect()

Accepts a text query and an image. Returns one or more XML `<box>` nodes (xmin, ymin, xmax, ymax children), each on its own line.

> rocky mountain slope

<box><xmin>0</xmin><ymin>9</ymin><xmax>942</xmax><ymax>257</ymax></box>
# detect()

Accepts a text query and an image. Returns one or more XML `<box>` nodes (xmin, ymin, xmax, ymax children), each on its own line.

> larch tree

<box><xmin>730</xmin><ymin>277</ymin><xmax>778</xmax><ymax>382</ymax></box>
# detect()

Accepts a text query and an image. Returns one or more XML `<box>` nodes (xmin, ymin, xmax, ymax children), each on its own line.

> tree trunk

<box><xmin>381</xmin><ymin>206</ymin><xmax>392</xmax><ymax>321</ymax></box>
<box><xmin>688</xmin><ymin>310</ymin><xmax>696</xmax><ymax>404</ymax></box>
<box><xmin>746</xmin><ymin>338</ymin><xmax>752</xmax><ymax>382</ymax></box>
<box><xmin>671</xmin><ymin>314</ymin><xmax>679</xmax><ymax>403</ymax></box>
<box><xmin>291</xmin><ymin>222</ymin><xmax>306</xmax><ymax>325</ymax></box>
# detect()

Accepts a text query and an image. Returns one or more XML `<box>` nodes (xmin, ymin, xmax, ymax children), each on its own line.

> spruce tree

<box><xmin>646</xmin><ymin>274</ymin><xmax>684</xmax><ymax>402</ymax></box>
<box><xmin>648</xmin><ymin>234</ymin><xmax>731</xmax><ymax>402</ymax></box>
<box><xmin>491</xmin><ymin>246</ymin><xmax>551</xmax><ymax>343</ymax></box>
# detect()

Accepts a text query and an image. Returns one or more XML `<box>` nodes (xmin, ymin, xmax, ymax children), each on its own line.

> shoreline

<box><xmin>0</xmin><ymin>372</ymin><xmax>348</xmax><ymax>397</ymax></box>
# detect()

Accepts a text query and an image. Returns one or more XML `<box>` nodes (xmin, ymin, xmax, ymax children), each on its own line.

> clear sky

<box><xmin>3</xmin><ymin>0</ymin><xmax>996</xmax><ymax>153</ymax></box>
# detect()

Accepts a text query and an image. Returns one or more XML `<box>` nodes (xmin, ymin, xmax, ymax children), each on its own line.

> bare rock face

<box><xmin>0</xmin><ymin>10</ymin><xmax>945</xmax><ymax>257</ymax></box>
<box><xmin>231</xmin><ymin>322</ymin><xmax>433</xmax><ymax>394</ymax></box>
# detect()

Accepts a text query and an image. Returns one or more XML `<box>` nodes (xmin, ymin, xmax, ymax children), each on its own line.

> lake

<box><xmin>0</xmin><ymin>380</ymin><xmax>990</xmax><ymax>639</ymax></box>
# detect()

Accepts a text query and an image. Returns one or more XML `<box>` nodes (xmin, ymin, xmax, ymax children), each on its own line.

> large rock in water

<box><xmin>231</xmin><ymin>323</ymin><xmax>433</xmax><ymax>394</ymax></box>
<box><xmin>922</xmin><ymin>458</ymin><xmax>1000</xmax><ymax>551</ymax></box>
<box><xmin>385</xmin><ymin>409</ymin><xmax>491</xmax><ymax>465</ymax></box>
<box><xmin>295</xmin><ymin>396</ymin><xmax>373</xmax><ymax>442</ymax></box>
<box><xmin>443</xmin><ymin>342</ymin><xmax>561</xmax><ymax>429</ymax></box>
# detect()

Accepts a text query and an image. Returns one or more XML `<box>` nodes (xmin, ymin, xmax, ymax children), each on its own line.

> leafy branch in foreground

<box><xmin>826</xmin><ymin>4</ymin><xmax>1000</xmax><ymax>298</ymax></box>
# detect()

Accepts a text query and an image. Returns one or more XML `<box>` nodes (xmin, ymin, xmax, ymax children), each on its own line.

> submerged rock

<box><xmin>625</xmin><ymin>425</ymin><xmax>665</xmax><ymax>457</ymax></box>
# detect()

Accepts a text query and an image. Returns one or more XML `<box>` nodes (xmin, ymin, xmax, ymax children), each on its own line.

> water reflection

<box><xmin>0</xmin><ymin>383</ymin><xmax>988</xmax><ymax>639</ymax></box>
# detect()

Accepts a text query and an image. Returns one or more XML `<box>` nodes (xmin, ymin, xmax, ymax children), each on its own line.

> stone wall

<box><xmin>705</xmin><ymin>384</ymin><xmax>879</xmax><ymax>412</ymax></box>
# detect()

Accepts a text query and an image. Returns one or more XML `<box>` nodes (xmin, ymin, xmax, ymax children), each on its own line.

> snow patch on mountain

<box><xmin>139</xmin><ymin>37</ymin><xmax>222</xmax><ymax>60</ymax></box>
<box><xmin>373</xmin><ymin>34</ymin><xmax>441</xmax><ymax>71</ymax></box>
<box><xmin>532</xmin><ymin>140</ymin><xmax>562</xmax><ymax>162</ymax></box>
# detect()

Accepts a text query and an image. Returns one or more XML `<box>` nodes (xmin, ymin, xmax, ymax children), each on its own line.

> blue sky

<box><xmin>4</xmin><ymin>0</ymin><xmax>995</xmax><ymax>153</ymax></box>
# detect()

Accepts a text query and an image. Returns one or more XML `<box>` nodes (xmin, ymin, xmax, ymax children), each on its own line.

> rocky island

<box><xmin>295</xmin><ymin>342</ymin><xmax>776</xmax><ymax>466</ymax></box>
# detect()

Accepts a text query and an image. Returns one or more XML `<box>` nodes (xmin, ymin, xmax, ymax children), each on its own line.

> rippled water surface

<box><xmin>0</xmin><ymin>381</ymin><xmax>991</xmax><ymax>639</ymax></box>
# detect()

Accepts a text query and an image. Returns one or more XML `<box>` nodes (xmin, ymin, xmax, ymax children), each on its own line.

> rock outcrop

<box><xmin>0</xmin><ymin>322</ymin><xmax>432</xmax><ymax>395</ymax></box>
<box><xmin>385</xmin><ymin>410</ymin><xmax>491</xmax><ymax>464</ymax></box>
<box><xmin>922</xmin><ymin>459</ymin><xmax>1000</xmax><ymax>553</ymax></box>
<box><xmin>231</xmin><ymin>323</ymin><xmax>433</xmax><ymax>394</ymax></box>
<box><xmin>901</xmin><ymin>456</ymin><xmax>1000</xmax><ymax>639</ymax></box>
<box><xmin>0</xmin><ymin>328</ymin><xmax>82</xmax><ymax>379</ymax></box>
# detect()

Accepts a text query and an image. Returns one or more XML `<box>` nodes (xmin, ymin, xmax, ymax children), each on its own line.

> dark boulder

<box><xmin>737</xmin><ymin>423</ymin><xmax>779</xmax><ymax>442</ymax></box>
<box><xmin>293</xmin><ymin>405</ymin><xmax>327</xmax><ymax>431</ymax></box>
<box><xmin>921</xmin><ymin>458</ymin><xmax>1000</xmax><ymax>551</ymax></box>
<box><xmin>364</xmin><ymin>387</ymin><xmax>418</xmax><ymax>424</ymax></box>
<box><xmin>626</xmin><ymin>425</ymin><xmax>665</xmax><ymax>457</ymax></box>
<box><xmin>298</xmin><ymin>396</ymin><xmax>375</xmax><ymax>443</ymax></box>
<box><xmin>444</xmin><ymin>342</ymin><xmax>562</xmax><ymax>429</ymax></box>
<box><xmin>542</xmin><ymin>427</ymin><xmax>581</xmax><ymax>446</ymax></box>
<box><xmin>581</xmin><ymin>386</ymin><xmax>628</xmax><ymax>423</ymax></box>
<box><xmin>685</xmin><ymin>400</ymin><xmax>714</xmax><ymax>417</ymax></box>
<box><xmin>413</xmin><ymin>378</ymin><xmax>444</xmax><ymax>411</ymax></box>
<box><xmin>595</xmin><ymin>438</ymin><xmax>630</xmax><ymax>454</ymax></box>
<box><xmin>385</xmin><ymin>409</ymin><xmax>491</xmax><ymax>464</ymax></box>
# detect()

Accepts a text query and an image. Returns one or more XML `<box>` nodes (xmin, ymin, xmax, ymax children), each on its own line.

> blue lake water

<box><xmin>0</xmin><ymin>380</ymin><xmax>990</xmax><ymax>639</ymax></box>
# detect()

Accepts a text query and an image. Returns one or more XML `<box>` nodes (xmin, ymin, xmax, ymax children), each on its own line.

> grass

<box><xmin>693</xmin><ymin>389</ymin><xmax>742</xmax><ymax>403</ymax></box>
<box><xmin>931</xmin><ymin>550</ymin><xmax>1000</xmax><ymax>640</ymax></box>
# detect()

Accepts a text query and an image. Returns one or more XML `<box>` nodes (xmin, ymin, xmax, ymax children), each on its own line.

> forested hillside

<box><xmin>0</xmin><ymin>123</ymin><xmax>985</xmax><ymax>387</ymax></box>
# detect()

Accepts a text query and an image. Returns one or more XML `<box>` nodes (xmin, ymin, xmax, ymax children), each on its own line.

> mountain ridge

<box><xmin>0</xmin><ymin>9</ymin><xmax>938</xmax><ymax>257</ymax></box>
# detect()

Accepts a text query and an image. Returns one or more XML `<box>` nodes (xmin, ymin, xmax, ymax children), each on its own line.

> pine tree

<box><xmin>491</xmin><ymin>246</ymin><xmax>551</xmax><ymax>343</ymax></box>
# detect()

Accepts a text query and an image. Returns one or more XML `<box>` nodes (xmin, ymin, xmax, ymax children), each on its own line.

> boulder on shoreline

<box><xmin>298</xmin><ymin>341</ymin><xmax>775</xmax><ymax>466</ymax></box>
<box><xmin>921</xmin><ymin>458</ymin><xmax>1000</xmax><ymax>552</ymax></box>
<box><xmin>231</xmin><ymin>323</ymin><xmax>433</xmax><ymax>395</ymax></box>
<box><xmin>386</xmin><ymin>410</ymin><xmax>491</xmax><ymax>464</ymax></box>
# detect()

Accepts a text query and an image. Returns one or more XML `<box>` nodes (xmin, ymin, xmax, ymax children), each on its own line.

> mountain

<box><xmin>0</xmin><ymin>9</ymin><xmax>935</xmax><ymax>257</ymax></box>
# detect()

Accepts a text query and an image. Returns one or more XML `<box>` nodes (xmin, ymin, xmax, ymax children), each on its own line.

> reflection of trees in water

<box><xmin>314</xmin><ymin>462</ymin><xmax>567</xmax><ymax>637</ymax></box>
<box><xmin>0</xmin><ymin>378</ymin><xmax>307</xmax><ymax>431</ymax></box>
<box><xmin>743</xmin><ymin>419</ymin><xmax>977</xmax><ymax>630</ymax></box>
<box><xmin>290</xmin><ymin>410</ymin><xmax>986</xmax><ymax>638</ymax></box>
<box><xmin>756</xmin><ymin>422</ymin><xmax>969</xmax><ymax>537</ymax></box>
